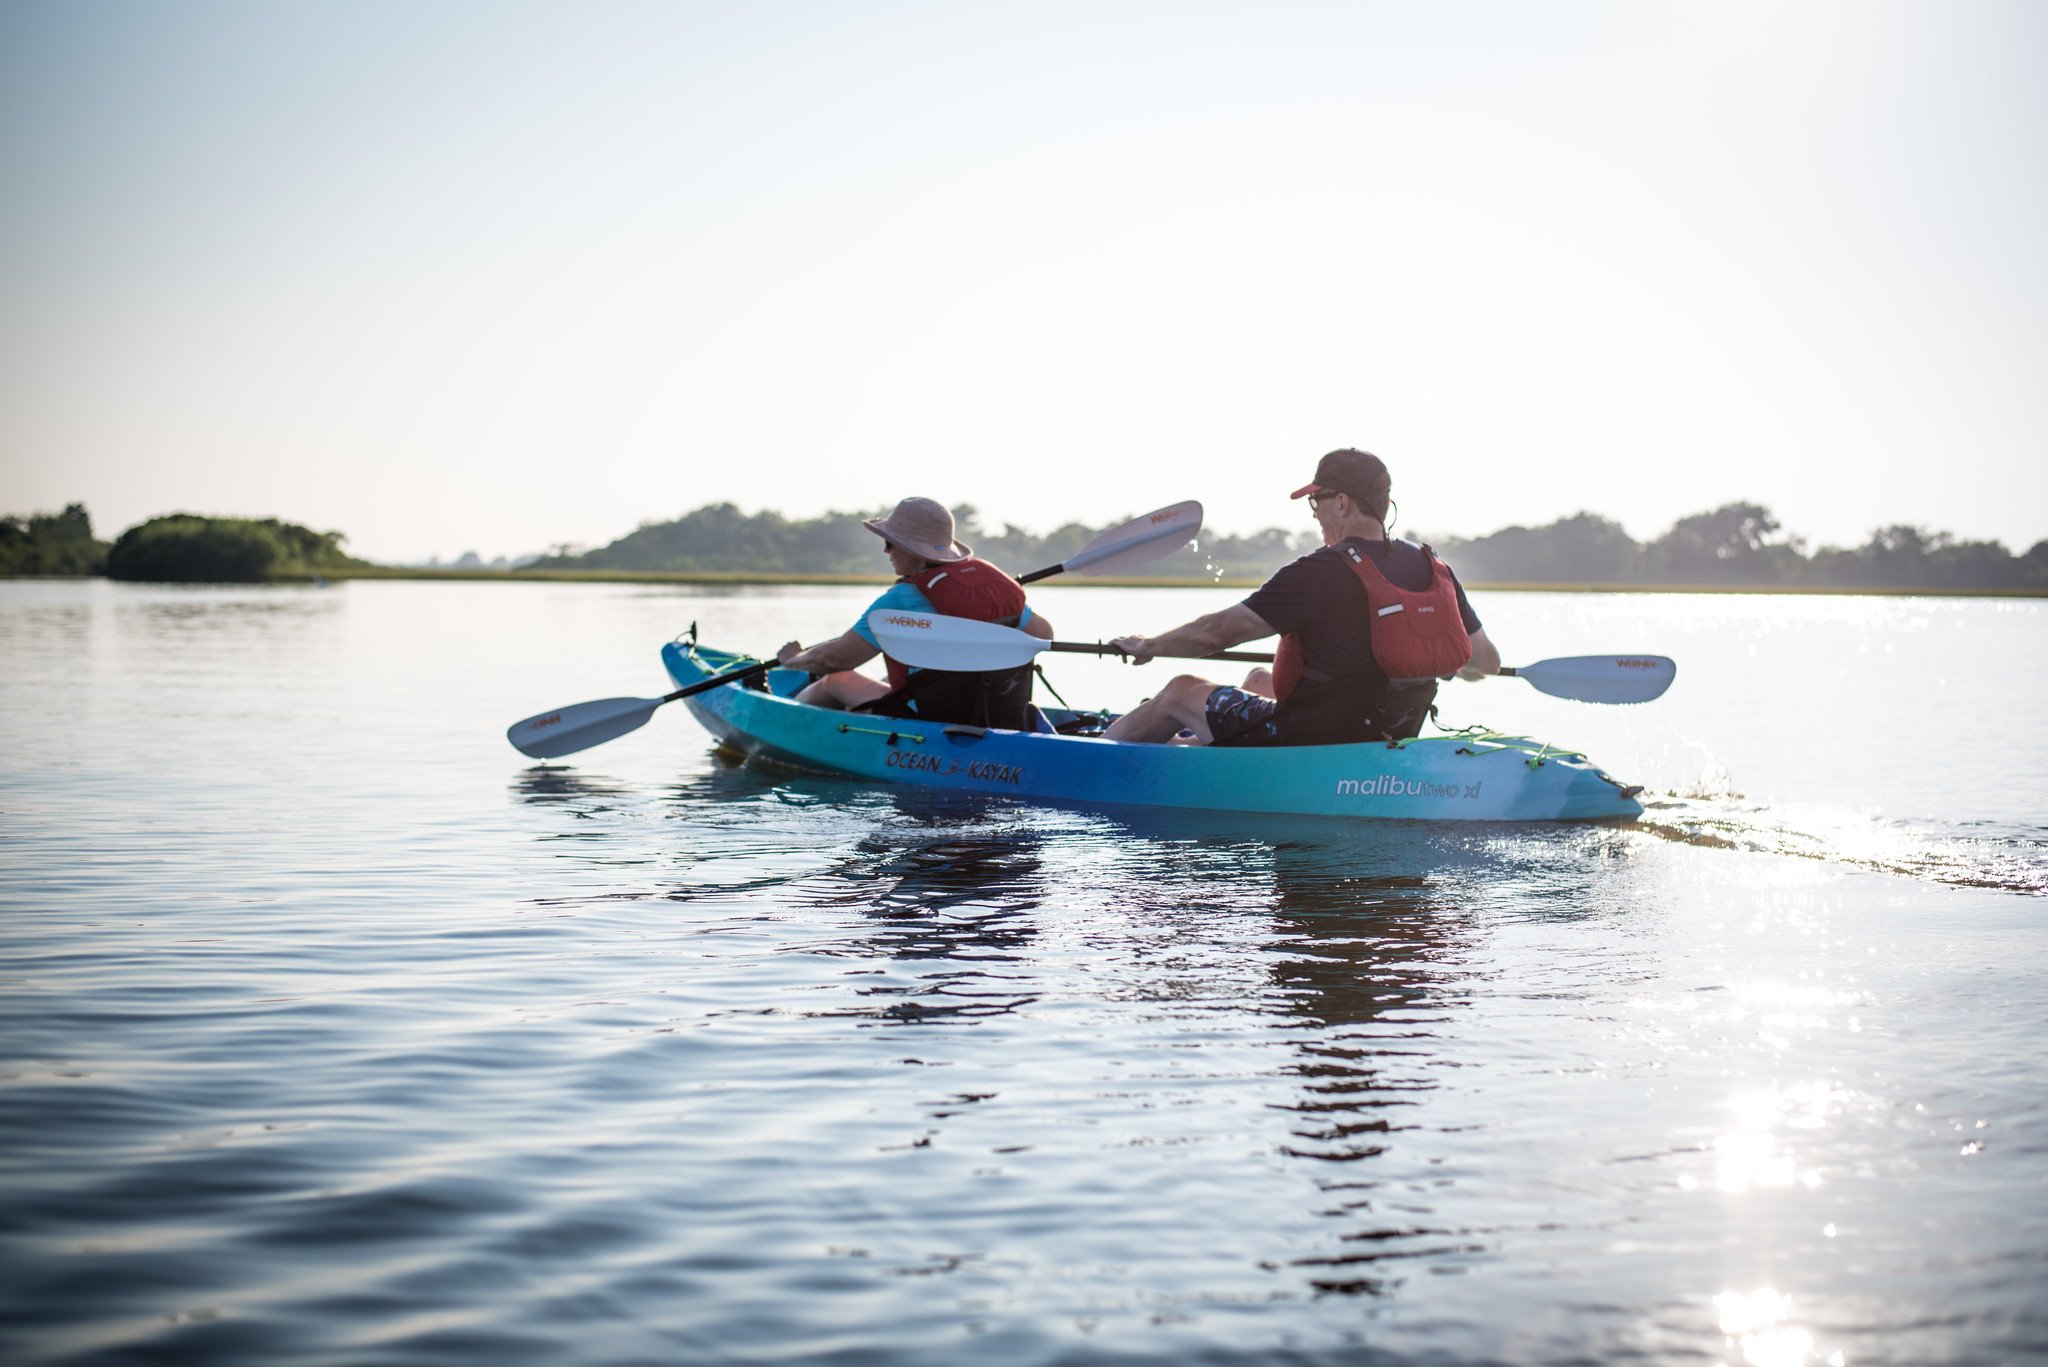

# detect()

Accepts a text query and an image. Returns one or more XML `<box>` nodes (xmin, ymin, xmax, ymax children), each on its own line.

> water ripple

<box><xmin>5</xmin><ymin>581</ymin><xmax>2046</xmax><ymax>1365</ymax></box>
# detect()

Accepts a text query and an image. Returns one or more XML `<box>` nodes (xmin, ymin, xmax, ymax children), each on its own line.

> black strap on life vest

<box><xmin>853</xmin><ymin>662</ymin><xmax>1036</xmax><ymax>729</ymax></box>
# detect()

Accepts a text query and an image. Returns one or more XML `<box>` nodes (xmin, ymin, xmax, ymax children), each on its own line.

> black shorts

<box><xmin>1202</xmin><ymin>683</ymin><xmax>1436</xmax><ymax>747</ymax></box>
<box><xmin>1203</xmin><ymin>686</ymin><xmax>1285</xmax><ymax>746</ymax></box>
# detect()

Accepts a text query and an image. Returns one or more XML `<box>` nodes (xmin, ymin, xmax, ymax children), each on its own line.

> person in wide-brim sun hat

<box><xmin>773</xmin><ymin>497</ymin><xmax>1055</xmax><ymax>724</ymax></box>
<box><xmin>860</xmin><ymin>496</ymin><xmax>972</xmax><ymax>564</ymax></box>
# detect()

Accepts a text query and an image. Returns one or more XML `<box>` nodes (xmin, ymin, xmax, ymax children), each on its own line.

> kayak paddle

<box><xmin>506</xmin><ymin>660</ymin><xmax>768</xmax><ymax>759</ymax></box>
<box><xmin>1017</xmin><ymin>501</ymin><xmax>1202</xmax><ymax>583</ymax></box>
<box><xmin>869</xmin><ymin>611</ymin><xmax>1270</xmax><ymax>670</ymax></box>
<box><xmin>869</xmin><ymin>613</ymin><xmax>1677</xmax><ymax>704</ymax></box>
<box><xmin>1497</xmin><ymin>655</ymin><xmax>1676</xmax><ymax>704</ymax></box>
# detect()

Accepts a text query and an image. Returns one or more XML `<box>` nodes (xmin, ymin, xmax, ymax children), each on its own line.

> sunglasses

<box><xmin>1308</xmin><ymin>489</ymin><xmax>1347</xmax><ymax>507</ymax></box>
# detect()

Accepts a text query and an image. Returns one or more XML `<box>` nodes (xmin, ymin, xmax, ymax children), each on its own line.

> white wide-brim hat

<box><xmin>862</xmin><ymin>497</ymin><xmax>971</xmax><ymax>563</ymax></box>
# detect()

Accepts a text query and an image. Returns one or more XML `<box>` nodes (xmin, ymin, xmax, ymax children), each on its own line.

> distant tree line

<box><xmin>105</xmin><ymin>515</ymin><xmax>366</xmax><ymax>582</ymax></box>
<box><xmin>1</xmin><ymin>505</ymin><xmax>365</xmax><ymax>582</ymax></box>
<box><xmin>0</xmin><ymin>504</ymin><xmax>107</xmax><ymax>575</ymax></box>
<box><xmin>1432</xmin><ymin>503</ymin><xmax>2048</xmax><ymax>590</ymax></box>
<box><xmin>418</xmin><ymin>550</ymin><xmax>542</xmax><ymax>571</ymax></box>
<box><xmin>524</xmin><ymin>503</ymin><xmax>1322</xmax><ymax>581</ymax></box>
<box><xmin>9</xmin><ymin>499</ymin><xmax>2043</xmax><ymax>589</ymax></box>
<box><xmin>530</xmin><ymin>499</ymin><xmax>2048</xmax><ymax>590</ymax></box>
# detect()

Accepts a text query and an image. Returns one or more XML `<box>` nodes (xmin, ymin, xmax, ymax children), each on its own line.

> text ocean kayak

<box><xmin>662</xmin><ymin>641</ymin><xmax>1646</xmax><ymax>823</ymax></box>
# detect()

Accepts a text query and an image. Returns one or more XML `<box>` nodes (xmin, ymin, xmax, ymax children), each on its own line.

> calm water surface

<box><xmin>1</xmin><ymin>579</ymin><xmax>2044</xmax><ymax>1365</ymax></box>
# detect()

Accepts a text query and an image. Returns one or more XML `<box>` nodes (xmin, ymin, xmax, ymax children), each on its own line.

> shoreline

<box><xmin>5</xmin><ymin>569</ymin><xmax>2041</xmax><ymax>598</ymax></box>
<box><xmin>316</xmin><ymin>567</ymin><xmax>2047</xmax><ymax>598</ymax></box>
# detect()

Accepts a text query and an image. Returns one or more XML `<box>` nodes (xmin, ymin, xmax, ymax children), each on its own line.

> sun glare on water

<box><xmin>1713</xmin><ymin>1287</ymin><xmax>1845</xmax><ymax>1367</ymax></box>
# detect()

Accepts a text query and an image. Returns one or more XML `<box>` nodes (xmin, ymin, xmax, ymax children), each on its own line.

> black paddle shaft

<box><xmin>1046</xmin><ymin>642</ymin><xmax>1275</xmax><ymax>664</ymax></box>
<box><xmin>664</xmin><ymin>660</ymin><xmax>770</xmax><ymax>702</ymax></box>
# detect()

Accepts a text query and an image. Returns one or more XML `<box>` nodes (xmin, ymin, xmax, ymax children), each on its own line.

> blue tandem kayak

<box><xmin>662</xmin><ymin>641</ymin><xmax>1645</xmax><ymax>823</ymax></box>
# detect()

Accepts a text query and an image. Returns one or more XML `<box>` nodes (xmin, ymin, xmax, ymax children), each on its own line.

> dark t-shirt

<box><xmin>1239</xmin><ymin>538</ymin><xmax>1482</xmax><ymax>744</ymax></box>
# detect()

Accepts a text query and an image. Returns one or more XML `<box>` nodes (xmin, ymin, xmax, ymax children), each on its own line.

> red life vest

<box><xmin>881</xmin><ymin>558</ymin><xmax>1029</xmax><ymax>688</ymax></box>
<box><xmin>1271</xmin><ymin>542</ymin><xmax>1473</xmax><ymax>700</ymax></box>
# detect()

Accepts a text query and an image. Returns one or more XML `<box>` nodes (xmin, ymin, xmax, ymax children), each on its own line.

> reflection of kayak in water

<box><xmin>663</xmin><ymin>641</ymin><xmax>1645</xmax><ymax>824</ymax></box>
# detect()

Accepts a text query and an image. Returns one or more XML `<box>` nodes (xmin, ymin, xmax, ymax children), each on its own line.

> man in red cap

<box><xmin>1104</xmin><ymin>449</ymin><xmax>1500</xmax><ymax>746</ymax></box>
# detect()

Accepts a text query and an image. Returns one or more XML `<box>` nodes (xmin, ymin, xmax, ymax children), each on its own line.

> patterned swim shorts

<box><xmin>1203</xmin><ymin>686</ymin><xmax>1284</xmax><ymax>746</ymax></box>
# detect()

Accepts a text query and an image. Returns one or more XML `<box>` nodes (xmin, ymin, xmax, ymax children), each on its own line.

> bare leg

<box><xmin>1103</xmin><ymin>675</ymin><xmax>1219</xmax><ymax>744</ymax></box>
<box><xmin>1240</xmin><ymin>667</ymin><xmax>1276</xmax><ymax>699</ymax></box>
<box><xmin>795</xmin><ymin>671</ymin><xmax>893</xmax><ymax>711</ymax></box>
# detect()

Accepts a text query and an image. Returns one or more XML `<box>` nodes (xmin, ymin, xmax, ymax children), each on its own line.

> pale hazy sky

<box><xmin>3</xmin><ymin>0</ymin><xmax>2043</xmax><ymax>563</ymax></box>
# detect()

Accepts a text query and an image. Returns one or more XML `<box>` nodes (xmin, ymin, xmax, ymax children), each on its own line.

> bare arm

<box><xmin>1456</xmin><ymin>626</ymin><xmax>1501</xmax><ymax>681</ymax></box>
<box><xmin>1022</xmin><ymin>611</ymin><xmax>1054</xmax><ymax>641</ymax></box>
<box><xmin>778</xmin><ymin>628</ymin><xmax>881</xmax><ymax>674</ymax></box>
<box><xmin>1112</xmin><ymin>603</ymin><xmax>1274</xmax><ymax>665</ymax></box>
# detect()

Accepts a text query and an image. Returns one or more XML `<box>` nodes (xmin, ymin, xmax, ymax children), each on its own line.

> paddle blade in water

<box><xmin>868</xmin><ymin>611</ymin><xmax>1046</xmax><ymax>672</ymax></box>
<box><xmin>507</xmin><ymin>696</ymin><xmax>663</xmax><ymax>758</ymax></box>
<box><xmin>1511</xmin><ymin>655</ymin><xmax>1676</xmax><ymax>704</ymax></box>
<box><xmin>1062</xmin><ymin>500</ymin><xmax>1202</xmax><ymax>576</ymax></box>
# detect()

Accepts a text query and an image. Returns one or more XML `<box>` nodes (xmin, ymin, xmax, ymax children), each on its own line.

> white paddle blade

<box><xmin>1062</xmin><ymin>500</ymin><xmax>1203</xmax><ymax>576</ymax></box>
<box><xmin>507</xmin><ymin>696</ymin><xmax>662</xmax><ymax>758</ymax></box>
<box><xmin>1513</xmin><ymin>655</ymin><xmax>1676</xmax><ymax>704</ymax></box>
<box><xmin>868</xmin><ymin>611</ymin><xmax>1047</xmax><ymax>672</ymax></box>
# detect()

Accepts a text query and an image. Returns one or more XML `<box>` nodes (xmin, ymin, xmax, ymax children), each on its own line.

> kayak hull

<box><xmin>662</xmin><ymin>642</ymin><xmax>1644</xmax><ymax>823</ymax></box>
